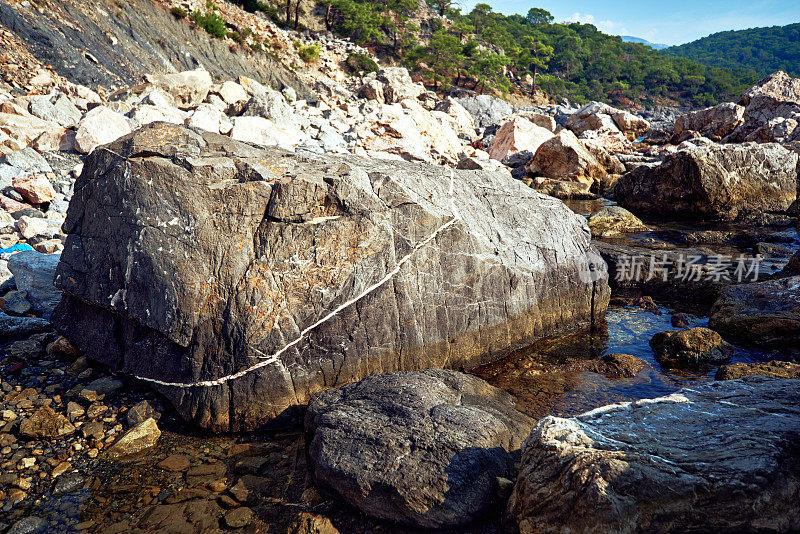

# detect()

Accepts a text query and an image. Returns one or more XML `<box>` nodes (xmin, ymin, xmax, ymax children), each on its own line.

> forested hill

<box><xmin>664</xmin><ymin>23</ymin><xmax>800</xmax><ymax>78</ymax></box>
<box><xmin>233</xmin><ymin>0</ymin><xmax>761</xmax><ymax>107</ymax></box>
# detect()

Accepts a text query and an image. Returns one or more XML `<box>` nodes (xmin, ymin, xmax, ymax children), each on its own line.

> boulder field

<box><xmin>51</xmin><ymin>122</ymin><xmax>610</xmax><ymax>431</ymax></box>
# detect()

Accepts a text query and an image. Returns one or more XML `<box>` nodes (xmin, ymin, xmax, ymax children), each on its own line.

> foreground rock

<box><xmin>716</xmin><ymin>360</ymin><xmax>800</xmax><ymax>380</ymax></box>
<box><xmin>52</xmin><ymin>123</ymin><xmax>609</xmax><ymax>431</ymax></box>
<box><xmin>305</xmin><ymin>370</ymin><xmax>533</xmax><ymax>528</ymax></box>
<box><xmin>508</xmin><ymin>376</ymin><xmax>800</xmax><ymax>533</ymax></box>
<box><xmin>650</xmin><ymin>327</ymin><xmax>733</xmax><ymax>368</ymax></box>
<box><xmin>710</xmin><ymin>276</ymin><xmax>800</xmax><ymax>347</ymax></box>
<box><xmin>105</xmin><ymin>418</ymin><xmax>161</xmax><ymax>459</ymax></box>
<box><xmin>615</xmin><ymin>143</ymin><xmax>798</xmax><ymax>220</ymax></box>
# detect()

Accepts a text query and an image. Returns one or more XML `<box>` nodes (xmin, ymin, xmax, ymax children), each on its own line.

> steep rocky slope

<box><xmin>0</xmin><ymin>0</ymin><xmax>312</xmax><ymax>96</ymax></box>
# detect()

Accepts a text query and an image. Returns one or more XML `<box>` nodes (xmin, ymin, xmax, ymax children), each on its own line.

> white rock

<box><xmin>489</xmin><ymin>117</ymin><xmax>554</xmax><ymax>161</ymax></box>
<box><xmin>75</xmin><ymin>106</ymin><xmax>132</xmax><ymax>153</ymax></box>
<box><xmin>218</xmin><ymin>81</ymin><xmax>248</xmax><ymax>105</ymax></box>
<box><xmin>17</xmin><ymin>216</ymin><xmax>49</xmax><ymax>239</ymax></box>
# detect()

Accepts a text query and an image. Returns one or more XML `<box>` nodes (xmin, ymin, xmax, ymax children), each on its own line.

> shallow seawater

<box><xmin>475</xmin><ymin>299</ymin><xmax>779</xmax><ymax>421</ymax></box>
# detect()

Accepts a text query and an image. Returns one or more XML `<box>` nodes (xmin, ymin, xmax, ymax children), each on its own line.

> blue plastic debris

<box><xmin>0</xmin><ymin>243</ymin><xmax>34</xmax><ymax>255</ymax></box>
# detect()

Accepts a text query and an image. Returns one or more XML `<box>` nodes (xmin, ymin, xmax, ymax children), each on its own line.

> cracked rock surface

<box><xmin>305</xmin><ymin>369</ymin><xmax>533</xmax><ymax>528</ymax></box>
<box><xmin>508</xmin><ymin>376</ymin><xmax>800</xmax><ymax>534</ymax></box>
<box><xmin>51</xmin><ymin>122</ymin><xmax>609</xmax><ymax>431</ymax></box>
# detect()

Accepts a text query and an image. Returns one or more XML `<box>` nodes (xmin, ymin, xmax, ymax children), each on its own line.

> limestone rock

<box><xmin>710</xmin><ymin>276</ymin><xmax>800</xmax><ymax>347</ymax></box>
<box><xmin>489</xmin><ymin>117</ymin><xmax>554</xmax><ymax>161</ymax></box>
<box><xmin>75</xmin><ymin>106</ymin><xmax>132</xmax><ymax>153</ymax></box>
<box><xmin>456</xmin><ymin>95</ymin><xmax>513</xmax><ymax>129</ymax></box>
<box><xmin>615</xmin><ymin>143</ymin><xmax>798</xmax><ymax>220</ymax></box>
<box><xmin>525</xmin><ymin>130</ymin><xmax>609</xmax><ymax>184</ymax></box>
<box><xmin>231</xmin><ymin>116</ymin><xmax>304</xmax><ymax>150</ymax></box>
<box><xmin>143</xmin><ymin>69</ymin><xmax>213</xmax><ymax>109</ymax></box>
<box><xmin>649</xmin><ymin>327</ymin><xmax>733</xmax><ymax>367</ymax></box>
<box><xmin>508</xmin><ymin>376</ymin><xmax>800</xmax><ymax>533</ymax></box>
<box><xmin>216</xmin><ymin>81</ymin><xmax>248</xmax><ymax>105</ymax></box>
<box><xmin>13</xmin><ymin>174</ymin><xmax>56</xmax><ymax>204</ymax></box>
<box><xmin>565</xmin><ymin>101</ymin><xmax>622</xmax><ymax>137</ymax></box>
<box><xmin>306</xmin><ymin>370</ymin><xmax>534</xmax><ymax>528</ymax></box>
<box><xmin>52</xmin><ymin>122</ymin><xmax>609</xmax><ymax>431</ymax></box>
<box><xmin>361</xmin><ymin>68</ymin><xmax>424</xmax><ymax>104</ymax></box>
<box><xmin>587</xmin><ymin>206</ymin><xmax>649</xmax><ymax>238</ymax></box>
<box><xmin>673</xmin><ymin>102</ymin><xmax>745</xmax><ymax>141</ymax></box>
<box><xmin>434</xmin><ymin>98</ymin><xmax>477</xmax><ymax>139</ymax></box>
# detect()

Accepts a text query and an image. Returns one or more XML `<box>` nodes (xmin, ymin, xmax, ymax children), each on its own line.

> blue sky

<box><xmin>458</xmin><ymin>0</ymin><xmax>800</xmax><ymax>45</ymax></box>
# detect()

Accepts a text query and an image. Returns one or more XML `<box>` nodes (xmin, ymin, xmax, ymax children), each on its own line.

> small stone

<box><xmin>105</xmin><ymin>418</ymin><xmax>160</xmax><ymax>459</ymax></box>
<box><xmin>156</xmin><ymin>454</ymin><xmax>190</xmax><ymax>472</ymax></box>
<box><xmin>13</xmin><ymin>477</ymin><xmax>31</xmax><ymax>490</ymax></box>
<box><xmin>19</xmin><ymin>406</ymin><xmax>76</xmax><ymax>439</ymax></box>
<box><xmin>7</xmin><ymin>487</ymin><xmax>27</xmax><ymax>504</ymax></box>
<box><xmin>224</xmin><ymin>507</ymin><xmax>254</xmax><ymax>528</ymax></box>
<box><xmin>650</xmin><ymin>327</ymin><xmax>734</xmax><ymax>368</ymax></box>
<box><xmin>51</xmin><ymin>461</ymin><xmax>71</xmax><ymax>477</ymax></box>
<box><xmin>52</xmin><ymin>472</ymin><xmax>84</xmax><ymax>496</ymax></box>
<box><xmin>81</xmin><ymin>420</ymin><xmax>104</xmax><ymax>440</ymax></box>
<box><xmin>65</xmin><ymin>402</ymin><xmax>84</xmax><ymax>422</ymax></box>
<box><xmin>16</xmin><ymin>216</ymin><xmax>49</xmax><ymax>239</ymax></box>
<box><xmin>87</xmin><ymin>448</ymin><xmax>99</xmax><ymax>458</ymax></box>
<box><xmin>20</xmin><ymin>457</ymin><xmax>35</xmax><ymax>468</ymax></box>
<box><xmin>79</xmin><ymin>377</ymin><xmax>122</xmax><ymax>402</ymax></box>
<box><xmin>1</xmin><ymin>410</ymin><xmax>17</xmax><ymax>421</ymax></box>
<box><xmin>1</xmin><ymin>291</ymin><xmax>32</xmax><ymax>316</ymax></box>
<box><xmin>6</xmin><ymin>516</ymin><xmax>46</xmax><ymax>534</ymax></box>
<box><xmin>208</xmin><ymin>479</ymin><xmax>227</xmax><ymax>492</ymax></box>
<box><xmin>126</xmin><ymin>400</ymin><xmax>158</xmax><ymax>427</ymax></box>
<box><xmin>46</xmin><ymin>336</ymin><xmax>82</xmax><ymax>358</ymax></box>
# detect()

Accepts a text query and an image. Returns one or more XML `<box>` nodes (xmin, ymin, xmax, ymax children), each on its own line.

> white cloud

<box><xmin>564</xmin><ymin>12</ymin><xmax>629</xmax><ymax>36</ymax></box>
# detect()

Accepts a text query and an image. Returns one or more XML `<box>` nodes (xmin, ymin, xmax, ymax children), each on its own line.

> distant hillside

<box><xmin>663</xmin><ymin>23</ymin><xmax>800</xmax><ymax>77</ymax></box>
<box><xmin>621</xmin><ymin>36</ymin><xmax>668</xmax><ymax>50</ymax></box>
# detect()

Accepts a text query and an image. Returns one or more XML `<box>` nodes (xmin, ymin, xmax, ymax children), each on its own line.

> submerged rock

<box><xmin>716</xmin><ymin>360</ymin><xmax>800</xmax><ymax>380</ymax></box>
<box><xmin>710</xmin><ymin>275</ymin><xmax>800</xmax><ymax>347</ymax></box>
<box><xmin>305</xmin><ymin>370</ymin><xmax>533</xmax><ymax>528</ymax></box>
<box><xmin>650</xmin><ymin>327</ymin><xmax>733</xmax><ymax>367</ymax></box>
<box><xmin>52</xmin><ymin>122</ymin><xmax>609</xmax><ymax>431</ymax></box>
<box><xmin>508</xmin><ymin>376</ymin><xmax>800</xmax><ymax>533</ymax></box>
<box><xmin>615</xmin><ymin>143</ymin><xmax>798</xmax><ymax>220</ymax></box>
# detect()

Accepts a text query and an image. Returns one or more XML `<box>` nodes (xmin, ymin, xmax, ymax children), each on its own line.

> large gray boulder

<box><xmin>710</xmin><ymin>275</ymin><xmax>800</xmax><ymax>347</ymax></box>
<box><xmin>305</xmin><ymin>370</ymin><xmax>533</xmax><ymax>528</ymax></box>
<box><xmin>52</xmin><ymin>122</ymin><xmax>609</xmax><ymax>431</ymax></box>
<box><xmin>727</xmin><ymin>71</ymin><xmax>800</xmax><ymax>143</ymax></box>
<box><xmin>508</xmin><ymin>376</ymin><xmax>800</xmax><ymax>533</ymax></box>
<box><xmin>456</xmin><ymin>95</ymin><xmax>514</xmax><ymax>129</ymax></box>
<box><xmin>615</xmin><ymin>143</ymin><xmax>798</xmax><ymax>220</ymax></box>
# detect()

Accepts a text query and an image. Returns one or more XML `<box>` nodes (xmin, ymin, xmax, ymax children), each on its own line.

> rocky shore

<box><xmin>1</xmin><ymin>0</ymin><xmax>800</xmax><ymax>531</ymax></box>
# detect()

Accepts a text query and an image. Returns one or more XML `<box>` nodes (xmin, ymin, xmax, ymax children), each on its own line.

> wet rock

<box><xmin>74</xmin><ymin>106</ymin><xmax>133</xmax><ymax>153</ymax></box>
<box><xmin>306</xmin><ymin>370</ymin><xmax>534</xmax><ymax>528</ymax></box>
<box><xmin>489</xmin><ymin>116</ymin><xmax>553</xmax><ymax>161</ymax></box>
<box><xmin>19</xmin><ymin>406</ymin><xmax>76</xmax><ymax>439</ymax></box>
<box><xmin>671</xmin><ymin>313</ymin><xmax>692</xmax><ymax>328</ymax></box>
<box><xmin>126</xmin><ymin>400</ymin><xmax>158</xmax><ymax>426</ymax></box>
<box><xmin>615</xmin><ymin>143</ymin><xmax>798</xmax><ymax>221</ymax></box>
<box><xmin>716</xmin><ymin>360</ymin><xmax>800</xmax><ymax>380</ymax></box>
<box><xmin>650</xmin><ymin>327</ymin><xmax>733</xmax><ymax>367</ymax></box>
<box><xmin>0</xmin><ymin>310</ymin><xmax>51</xmax><ymax>338</ymax></box>
<box><xmin>287</xmin><ymin>512</ymin><xmax>340</xmax><ymax>534</ymax></box>
<box><xmin>6</xmin><ymin>516</ymin><xmax>47</xmax><ymax>534</ymax></box>
<box><xmin>6</xmin><ymin>338</ymin><xmax>42</xmax><ymax>360</ymax></box>
<box><xmin>51</xmin><ymin>472</ymin><xmax>84</xmax><ymax>496</ymax></box>
<box><xmin>525</xmin><ymin>129</ymin><xmax>609</xmax><ymax>185</ymax></box>
<box><xmin>1</xmin><ymin>290</ymin><xmax>32</xmax><ymax>316</ymax></box>
<box><xmin>564</xmin><ymin>353</ymin><xmax>646</xmax><ymax>379</ymax></box>
<box><xmin>78</xmin><ymin>377</ymin><xmax>122</xmax><ymax>402</ymax></box>
<box><xmin>52</xmin><ymin>122</ymin><xmax>609</xmax><ymax>431</ymax></box>
<box><xmin>508</xmin><ymin>376</ymin><xmax>800</xmax><ymax>533</ymax></box>
<box><xmin>105</xmin><ymin>418</ymin><xmax>160</xmax><ymax>459</ymax></box>
<box><xmin>785</xmin><ymin>250</ymin><xmax>800</xmax><ymax>274</ymax></box>
<box><xmin>157</xmin><ymin>454</ymin><xmax>190</xmax><ymax>472</ymax></box>
<box><xmin>587</xmin><ymin>206</ymin><xmax>649</xmax><ymax>237</ymax></box>
<box><xmin>710</xmin><ymin>276</ymin><xmax>800</xmax><ymax>347</ymax></box>
<box><xmin>224</xmin><ymin>507</ymin><xmax>254</xmax><ymax>528</ymax></box>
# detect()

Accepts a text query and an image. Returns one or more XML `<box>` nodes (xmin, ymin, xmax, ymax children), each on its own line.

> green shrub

<box><xmin>346</xmin><ymin>52</ymin><xmax>379</xmax><ymax>74</ymax></box>
<box><xmin>295</xmin><ymin>41</ymin><xmax>321</xmax><ymax>63</ymax></box>
<box><xmin>170</xmin><ymin>6</ymin><xmax>188</xmax><ymax>18</ymax></box>
<box><xmin>193</xmin><ymin>8</ymin><xmax>227</xmax><ymax>39</ymax></box>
